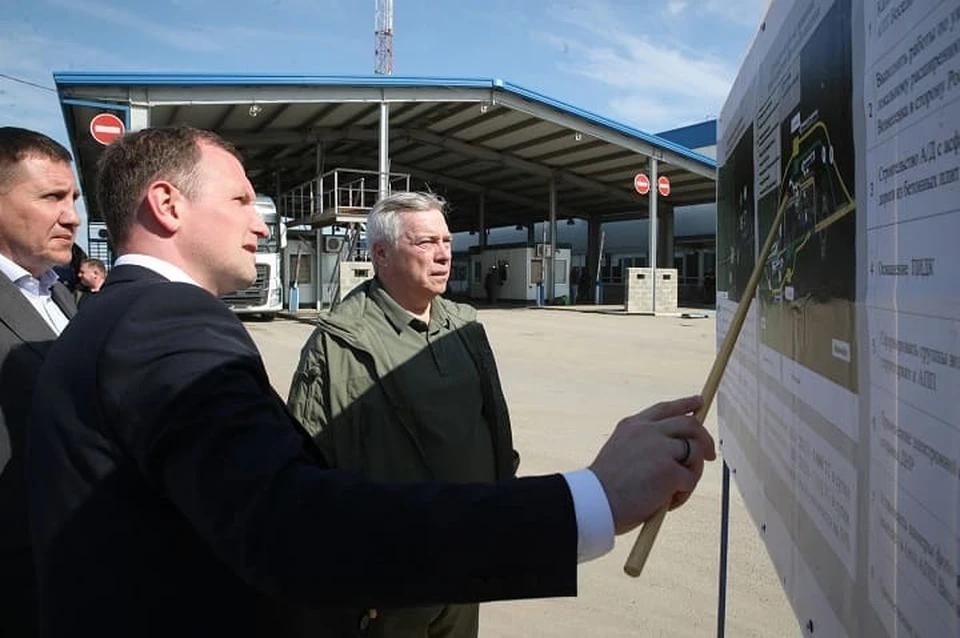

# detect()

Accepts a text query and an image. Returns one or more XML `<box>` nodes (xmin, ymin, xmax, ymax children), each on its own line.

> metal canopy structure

<box><xmin>54</xmin><ymin>73</ymin><xmax>716</xmax><ymax>233</ymax></box>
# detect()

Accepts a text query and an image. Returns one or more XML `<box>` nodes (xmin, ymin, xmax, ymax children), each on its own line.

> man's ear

<box><xmin>372</xmin><ymin>241</ymin><xmax>390</xmax><ymax>268</ymax></box>
<box><xmin>142</xmin><ymin>181</ymin><xmax>183</xmax><ymax>234</ymax></box>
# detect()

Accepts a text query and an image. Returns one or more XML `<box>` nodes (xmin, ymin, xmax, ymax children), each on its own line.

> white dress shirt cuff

<box><xmin>563</xmin><ymin>469</ymin><xmax>615</xmax><ymax>563</ymax></box>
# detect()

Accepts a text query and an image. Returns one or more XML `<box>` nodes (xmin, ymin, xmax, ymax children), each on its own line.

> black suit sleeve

<box><xmin>98</xmin><ymin>284</ymin><xmax>577</xmax><ymax>608</ymax></box>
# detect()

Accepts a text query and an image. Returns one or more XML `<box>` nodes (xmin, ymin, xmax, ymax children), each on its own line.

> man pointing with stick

<box><xmin>26</xmin><ymin>125</ymin><xmax>715</xmax><ymax>636</ymax></box>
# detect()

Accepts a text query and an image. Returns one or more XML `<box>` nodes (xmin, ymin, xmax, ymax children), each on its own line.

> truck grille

<box><xmin>221</xmin><ymin>264</ymin><xmax>269</xmax><ymax>307</ymax></box>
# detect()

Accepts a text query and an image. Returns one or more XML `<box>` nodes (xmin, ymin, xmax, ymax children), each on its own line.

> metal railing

<box><xmin>278</xmin><ymin>167</ymin><xmax>410</xmax><ymax>227</ymax></box>
<box><xmin>278</xmin><ymin>166</ymin><xmax>411</xmax><ymax>307</ymax></box>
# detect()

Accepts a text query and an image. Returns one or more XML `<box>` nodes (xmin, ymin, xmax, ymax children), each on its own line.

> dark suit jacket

<box><xmin>0</xmin><ymin>270</ymin><xmax>76</xmax><ymax>637</ymax></box>
<box><xmin>27</xmin><ymin>265</ymin><xmax>577</xmax><ymax>637</ymax></box>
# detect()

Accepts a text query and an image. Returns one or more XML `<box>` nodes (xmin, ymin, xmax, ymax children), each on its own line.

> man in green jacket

<box><xmin>288</xmin><ymin>191</ymin><xmax>516</xmax><ymax>637</ymax></box>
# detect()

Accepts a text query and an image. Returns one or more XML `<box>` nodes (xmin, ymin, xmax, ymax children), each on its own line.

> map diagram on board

<box><xmin>757</xmin><ymin>0</ymin><xmax>858</xmax><ymax>393</ymax></box>
<box><xmin>765</xmin><ymin>115</ymin><xmax>855</xmax><ymax>301</ymax></box>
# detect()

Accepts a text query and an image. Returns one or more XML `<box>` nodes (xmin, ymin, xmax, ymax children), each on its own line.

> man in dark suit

<box><xmin>0</xmin><ymin>127</ymin><xmax>80</xmax><ymax>637</ymax></box>
<box><xmin>27</xmin><ymin>126</ymin><xmax>715</xmax><ymax>637</ymax></box>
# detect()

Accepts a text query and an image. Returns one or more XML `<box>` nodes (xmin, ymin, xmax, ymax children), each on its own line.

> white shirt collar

<box><xmin>113</xmin><ymin>254</ymin><xmax>202</xmax><ymax>287</ymax></box>
<box><xmin>0</xmin><ymin>251</ymin><xmax>60</xmax><ymax>293</ymax></box>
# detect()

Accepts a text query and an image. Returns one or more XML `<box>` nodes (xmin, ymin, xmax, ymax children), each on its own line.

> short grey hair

<box><xmin>366</xmin><ymin>191</ymin><xmax>447</xmax><ymax>247</ymax></box>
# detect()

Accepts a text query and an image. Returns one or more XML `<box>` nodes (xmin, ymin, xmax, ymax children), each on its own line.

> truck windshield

<box><xmin>258</xmin><ymin>222</ymin><xmax>280</xmax><ymax>252</ymax></box>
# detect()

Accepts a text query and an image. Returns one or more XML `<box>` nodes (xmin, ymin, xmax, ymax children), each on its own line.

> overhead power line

<box><xmin>0</xmin><ymin>73</ymin><xmax>56</xmax><ymax>93</ymax></box>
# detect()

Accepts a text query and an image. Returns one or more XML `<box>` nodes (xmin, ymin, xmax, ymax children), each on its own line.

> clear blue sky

<box><xmin>2</xmin><ymin>0</ymin><xmax>770</xmax><ymax>149</ymax></box>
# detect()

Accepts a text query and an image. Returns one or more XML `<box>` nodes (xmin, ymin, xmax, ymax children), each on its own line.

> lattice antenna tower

<box><xmin>375</xmin><ymin>0</ymin><xmax>394</xmax><ymax>75</ymax></box>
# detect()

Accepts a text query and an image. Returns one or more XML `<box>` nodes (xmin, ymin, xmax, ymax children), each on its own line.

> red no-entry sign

<box><xmin>89</xmin><ymin>113</ymin><xmax>125</xmax><ymax>146</ymax></box>
<box><xmin>634</xmin><ymin>173</ymin><xmax>650</xmax><ymax>195</ymax></box>
<box><xmin>657</xmin><ymin>175</ymin><xmax>671</xmax><ymax>197</ymax></box>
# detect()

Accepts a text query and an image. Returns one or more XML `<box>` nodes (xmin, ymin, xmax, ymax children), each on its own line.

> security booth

<box><xmin>448</xmin><ymin>252</ymin><xmax>471</xmax><ymax>297</ymax></box>
<box><xmin>468</xmin><ymin>243</ymin><xmax>573</xmax><ymax>304</ymax></box>
<box><xmin>284</xmin><ymin>232</ymin><xmax>316</xmax><ymax>309</ymax></box>
<box><xmin>284</xmin><ymin>229</ymin><xmax>376</xmax><ymax>310</ymax></box>
<box><xmin>285</xmin><ymin>229</ymin><xmax>360</xmax><ymax>310</ymax></box>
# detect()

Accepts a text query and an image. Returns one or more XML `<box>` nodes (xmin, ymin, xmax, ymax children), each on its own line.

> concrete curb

<box><xmin>529</xmin><ymin>305</ymin><xmax>715</xmax><ymax>318</ymax></box>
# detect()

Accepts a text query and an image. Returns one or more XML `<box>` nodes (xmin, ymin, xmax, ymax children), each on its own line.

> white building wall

<box><xmin>466</xmin><ymin>246</ymin><xmax>572</xmax><ymax>302</ymax></box>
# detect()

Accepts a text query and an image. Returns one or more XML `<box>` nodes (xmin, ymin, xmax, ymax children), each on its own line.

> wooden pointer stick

<box><xmin>623</xmin><ymin>193</ymin><xmax>788</xmax><ymax>578</ymax></box>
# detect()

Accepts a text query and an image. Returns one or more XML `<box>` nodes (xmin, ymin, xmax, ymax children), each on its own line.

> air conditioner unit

<box><xmin>535</xmin><ymin>244</ymin><xmax>552</xmax><ymax>258</ymax></box>
<box><xmin>323</xmin><ymin>236</ymin><xmax>344</xmax><ymax>253</ymax></box>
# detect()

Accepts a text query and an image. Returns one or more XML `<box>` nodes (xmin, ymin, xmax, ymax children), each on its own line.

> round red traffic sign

<box><xmin>657</xmin><ymin>175</ymin><xmax>671</xmax><ymax>197</ymax></box>
<box><xmin>634</xmin><ymin>173</ymin><xmax>650</xmax><ymax>195</ymax></box>
<box><xmin>89</xmin><ymin>113</ymin><xmax>125</xmax><ymax>146</ymax></box>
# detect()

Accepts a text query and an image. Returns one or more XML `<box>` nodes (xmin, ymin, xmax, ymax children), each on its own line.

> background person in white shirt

<box><xmin>77</xmin><ymin>258</ymin><xmax>106</xmax><ymax>293</ymax></box>
<box><xmin>0</xmin><ymin>126</ymin><xmax>80</xmax><ymax>638</ymax></box>
<box><xmin>76</xmin><ymin>257</ymin><xmax>106</xmax><ymax>306</ymax></box>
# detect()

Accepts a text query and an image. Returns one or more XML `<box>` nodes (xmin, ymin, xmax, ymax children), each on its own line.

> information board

<box><xmin>716</xmin><ymin>1</ymin><xmax>960</xmax><ymax>635</ymax></box>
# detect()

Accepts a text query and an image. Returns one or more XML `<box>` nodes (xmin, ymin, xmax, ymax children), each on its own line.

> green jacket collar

<box><xmin>319</xmin><ymin>278</ymin><xmax>476</xmax><ymax>349</ymax></box>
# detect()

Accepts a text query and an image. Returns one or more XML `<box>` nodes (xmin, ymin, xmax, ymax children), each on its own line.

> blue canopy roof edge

<box><xmin>53</xmin><ymin>72</ymin><xmax>717</xmax><ymax>169</ymax></box>
<box><xmin>53</xmin><ymin>72</ymin><xmax>498</xmax><ymax>89</ymax></box>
